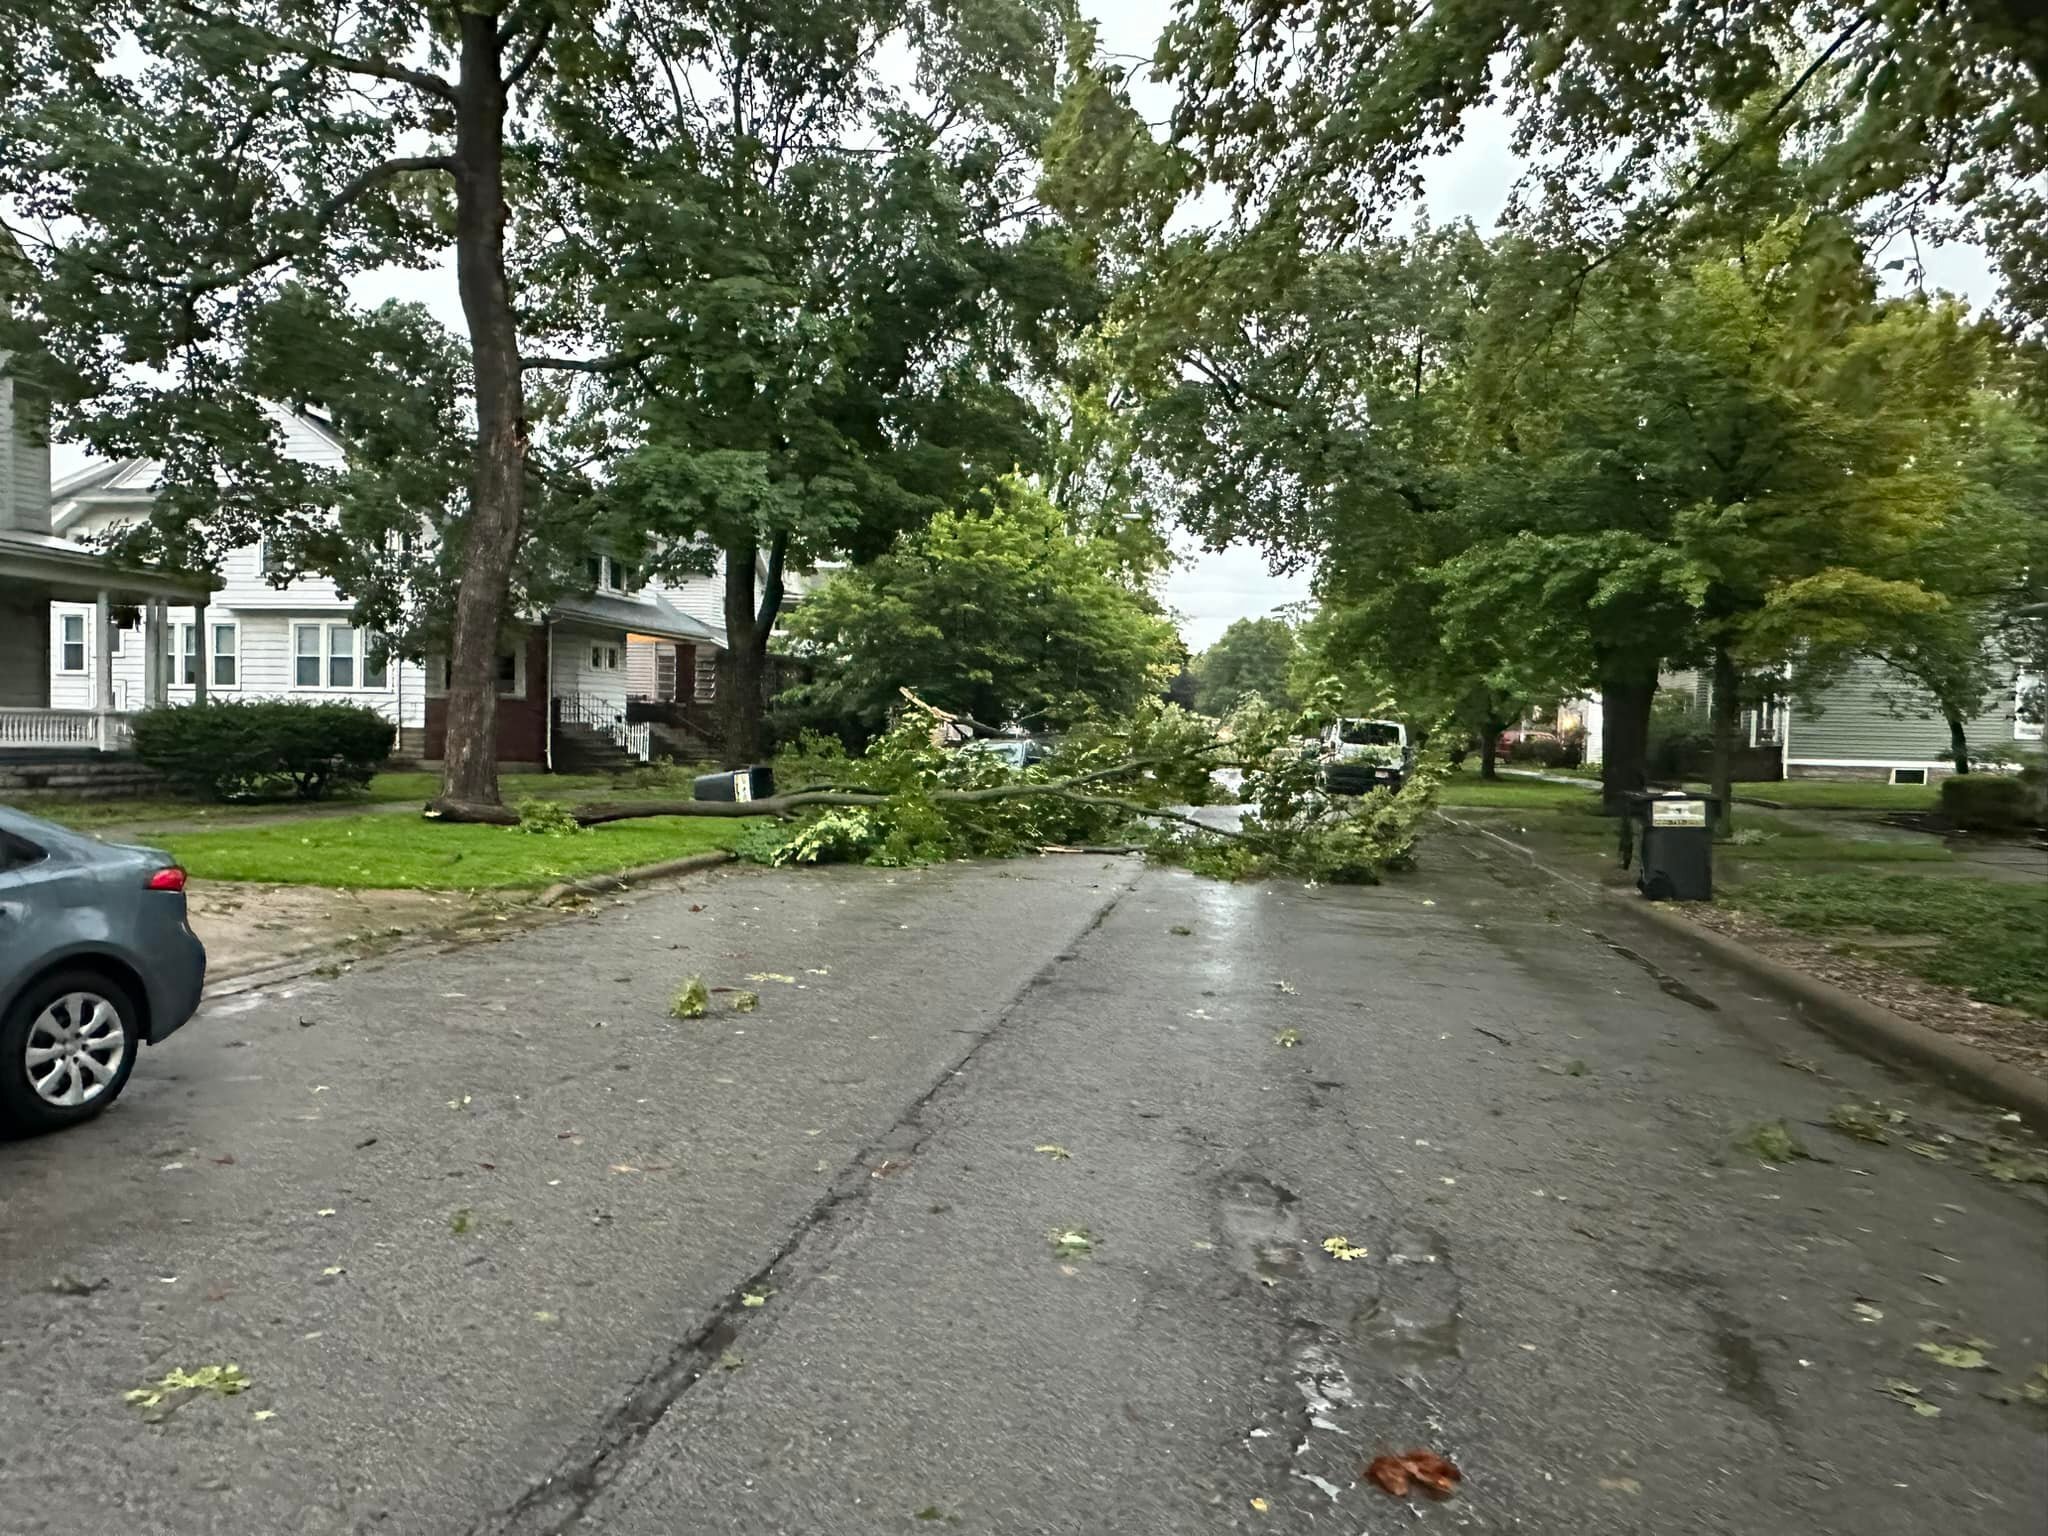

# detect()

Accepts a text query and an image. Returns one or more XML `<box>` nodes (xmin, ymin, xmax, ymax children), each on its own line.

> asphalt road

<box><xmin>2</xmin><ymin>835</ymin><xmax>2044</xmax><ymax>1535</ymax></box>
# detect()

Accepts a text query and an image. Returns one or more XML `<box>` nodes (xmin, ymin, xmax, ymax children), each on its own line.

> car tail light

<box><xmin>146</xmin><ymin>866</ymin><xmax>188</xmax><ymax>892</ymax></box>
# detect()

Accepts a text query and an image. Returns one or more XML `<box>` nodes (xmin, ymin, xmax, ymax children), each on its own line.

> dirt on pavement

<box><xmin>187</xmin><ymin>881</ymin><xmax>494</xmax><ymax>981</ymax></box>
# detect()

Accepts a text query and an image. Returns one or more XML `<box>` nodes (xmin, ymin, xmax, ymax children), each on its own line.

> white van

<box><xmin>1320</xmin><ymin>718</ymin><xmax>1409</xmax><ymax>793</ymax></box>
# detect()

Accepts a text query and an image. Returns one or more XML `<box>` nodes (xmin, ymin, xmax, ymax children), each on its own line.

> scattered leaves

<box><xmin>1274</xmin><ymin>980</ymin><xmax>1297</xmax><ymax>995</ymax></box>
<box><xmin>1907</xmin><ymin>1141</ymin><xmax>1950</xmax><ymax>1161</ymax></box>
<box><xmin>732</xmin><ymin>990</ymin><xmax>760</xmax><ymax>1013</ymax></box>
<box><xmin>1877</xmin><ymin>1379</ymin><xmax>1942</xmax><ymax>1417</ymax></box>
<box><xmin>719</xmin><ymin>1350</ymin><xmax>744</xmax><ymax>1371</ymax></box>
<box><xmin>532</xmin><ymin>1310</ymin><xmax>558</xmax><ymax>1323</ymax></box>
<box><xmin>1852</xmin><ymin>1300</ymin><xmax>1884</xmax><ymax>1324</ymax></box>
<box><xmin>1827</xmin><ymin>1104</ymin><xmax>1891</xmax><ymax>1144</ymax></box>
<box><xmin>1321</xmin><ymin>1236</ymin><xmax>1368</xmax><ymax>1262</ymax></box>
<box><xmin>1249</xmin><ymin>1496</ymin><xmax>1269</xmax><ymax>1512</ymax></box>
<box><xmin>1778</xmin><ymin>1055</ymin><xmax>1822</xmax><ymax>1074</ymax></box>
<box><xmin>1273</xmin><ymin>1028</ymin><xmax>1302</xmax><ymax>1048</ymax></box>
<box><xmin>125</xmin><ymin>1364</ymin><xmax>250</xmax><ymax>1410</ymax></box>
<box><xmin>1563</xmin><ymin>1058</ymin><xmax>1589</xmax><ymax>1077</ymax></box>
<box><xmin>740</xmin><ymin>1293</ymin><xmax>769</xmax><ymax>1309</ymax></box>
<box><xmin>1977</xmin><ymin>1147</ymin><xmax>2048</xmax><ymax>1183</ymax></box>
<box><xmin>1169</xmin><ymin>924</ymin><xmax>1193</xmax><ymax>936</ymax></box>
<box><xmin>450</xmin><ymin>1208</ymin><xmax>473</xmax><ymax>1236</ymax></box>
<box><xmin>1736</xmin><ymin>1121</ymin><xmax>1807</xmax><ymax>1164</ymax></box>
<box><xmin>1033</xmin><ymin>1144</ymin><xmax>1071</xmax><ymax>1160</ymax></box>
<box><xmin>1598</xmin><ymin>1477</ymin><xmax>1642</xmax><ymax>1494</ymax></box>
<box><xmin>669</xmin><ymin>977</ymin><xmax>709</xmax><ymax>1019</ymax></box>
<box><xmin>1986</xmin><ymin>1364</ymin><xmax>2048</xmax><ymax>1408</ymax></box>
<box><xmin>1363</xmin><ymin>1450</ymin><xmax>1461</xmax><ymax>1499</ymax></box>
<box><xmin>251</xmin><ymin>1409</ymin><xmax>278</xmax><ymax>1422</ymax></box>
<box><xmin>744</xmin><ymin>972</ymin><xmax>796</xmax><ymax>984</ymax></box>
<box><xmin>1048</xmin><ymin>1227</ymin><xmax>1095</xmax><ymax>1258</ymax></box>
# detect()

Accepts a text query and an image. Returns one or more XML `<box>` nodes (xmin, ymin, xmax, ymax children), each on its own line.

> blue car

<box><xmin>0</xmin><ymin>806</ymin><xmax>206</xmax><ymax>1134</ymax></box>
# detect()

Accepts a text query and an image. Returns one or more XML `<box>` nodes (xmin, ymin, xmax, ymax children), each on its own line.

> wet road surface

<box><xmin>2</xmin><ymin>835</ymin><xmax>2043</xmax><ymax>1534</ymax></box>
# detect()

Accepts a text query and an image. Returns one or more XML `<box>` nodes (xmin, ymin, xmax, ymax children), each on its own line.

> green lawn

<box><xmin>18</xmin><ymin>768</ymin><xmax>710</xmax><ymax>831</ymax></box>
<box><xmin>1685</xmin><ymin>778</ymin><xmax>1941</xmax><ymax>813</ymax></box>
<box><xmin>1729</xmin><ymin>874</ymin><xmax>2048</xmax><ymax>1017</ymax></box>
<box><xmin>1437</xmin><ymin>772</ymin><xmax>1602</xmax><ymax>810</ymax></box>
<box><xmin>156</xmin><ymin>812</ymin><xmax>757</xmax><ymax>889</ymax></box>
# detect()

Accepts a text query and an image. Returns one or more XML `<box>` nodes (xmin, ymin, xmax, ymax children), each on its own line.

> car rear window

<box><xmin>1339</xmin><ymin>722</ymin><xmax>1402</xmax><ymax>746</ymax></box>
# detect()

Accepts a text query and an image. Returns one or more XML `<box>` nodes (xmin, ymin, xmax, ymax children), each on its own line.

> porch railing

<box><xmin>554</xmin><ymin>693</ymin><xmax>651</xmax><ymax>762</ymax></box>
<box><xmin>0</xmin><ymin>708</ymin><xmax>133</xmax><ymax>752</ymax></box>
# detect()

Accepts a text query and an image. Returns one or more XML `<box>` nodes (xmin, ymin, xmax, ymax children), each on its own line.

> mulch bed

<box><xmin>1678</xmin><ymin>903</ymin><xmax>2048</xmax><ymax>1082</ymax></box>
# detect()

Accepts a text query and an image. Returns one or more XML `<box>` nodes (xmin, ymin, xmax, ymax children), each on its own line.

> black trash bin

<box><xmin>1620</xmin><ymin>790</ymin><xmax>1718</xmax><ymax>901</ymax></box>
<box><xmin>693</xmin><ymin>765</ymin><xmax>775</xmax><ymax>804</ymax></box>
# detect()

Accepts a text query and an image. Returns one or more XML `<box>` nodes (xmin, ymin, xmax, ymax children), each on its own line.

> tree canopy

<box><xmin>780</xmin><ymin>478</ymin><xmax>1179</xmax><ymax>736</ymax></box>
<box><xmin>1190</xmin><ymin>616</ymin><xmax>1300</xmax><ymax>715</ymax></box>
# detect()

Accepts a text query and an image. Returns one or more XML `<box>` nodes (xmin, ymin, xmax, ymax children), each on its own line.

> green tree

<box><xmin>1191</xmin><ymin>617</ymin><xmax>1300</xmax><ymax>715</ymax></box>
<box><xmin>780</xmin><ymin>479</ymin><xmax>1179</xmax><ymax>735</ymax></box>
<box><xmin>1159</xmin><ymin>0</ymin><xmax>2047</xmax><ymax>352</ymax></box>
<box><xmin>546</xmin><ymin>0</ymin><xmax>1094</xmax><ymax>763</ymax></box>
<box><xmin>0</xmin><ymin>0</ymin><xmax>607</xmax><ymax>817</ymax></box>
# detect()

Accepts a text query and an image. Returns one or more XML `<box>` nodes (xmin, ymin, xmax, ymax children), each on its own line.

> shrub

<box><xmin>1939</xmin><ymin>773</ymin><xmax>2035</xmax><ymax>832</ymax></box>
<box><xmin>130</xmin><ymin>700</ymin><xmax>395</xmax><ymax>801</ymax></box>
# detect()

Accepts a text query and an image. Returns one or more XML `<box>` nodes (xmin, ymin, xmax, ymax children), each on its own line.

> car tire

<box><xmin>0</xmin><ymin>969</ymin><xmax>141</xmax><ymax>1136</ymax></box>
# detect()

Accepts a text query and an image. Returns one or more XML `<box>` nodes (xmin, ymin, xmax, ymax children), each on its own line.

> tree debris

<box><xmin>669</xmin><ymin>977</ymin><xmax>710</xmax><ymax>1019</ymax></box>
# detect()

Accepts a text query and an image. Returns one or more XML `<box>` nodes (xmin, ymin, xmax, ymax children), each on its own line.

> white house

<box><xmin>2</xmin><ymin>355</ymin><xmax>213</xmax><ymax>768</ymax></box>
<box><xmin>45</xmin><ymin>405</ymin><xmax>435</xmax><ymax>756</ymax></box>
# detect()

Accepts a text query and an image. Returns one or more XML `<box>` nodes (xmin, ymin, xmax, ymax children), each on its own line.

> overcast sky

<box><xmin>53</xmin><ymin>2</ymin><xmax>2001</xmax><ymax>650</ymax></box>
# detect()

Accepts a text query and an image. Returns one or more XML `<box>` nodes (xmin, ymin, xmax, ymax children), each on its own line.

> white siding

<box><xmin>626</xmin><ymin>637</ymin><xmax>661</xmax><ymax>697</ymax></box>
<box><xmin>552</xmin><ymin>625</ymin><xmax>630</xmax><ymax>714</ymax></box>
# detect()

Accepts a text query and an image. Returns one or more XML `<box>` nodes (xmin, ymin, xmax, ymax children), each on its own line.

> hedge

<box><xmin>130</xmin><ymin>700</ymin><xmax>396</xmax><ymax>801</ymax></box>
<box><xmin>1938</xmin><ymin>773</ymin><xmax>2033</xmax><ymax>833</ymax></box>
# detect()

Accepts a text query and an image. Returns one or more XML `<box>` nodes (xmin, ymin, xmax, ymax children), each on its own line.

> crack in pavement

<box><xmin>470</xmin><ymin>865</ymin><xmax>1142</xmax><ymax>1536</ymax></box>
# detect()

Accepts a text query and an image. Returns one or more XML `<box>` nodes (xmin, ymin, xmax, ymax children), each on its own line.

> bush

<box><xmin>1505</xmin><ymin>730</ymin><xmax>1586</xmax><ymax>768</ymax></box>
<box><xmin>1647</xmin><ymin>694</ymin><xmax>1711</xmax><ymax>778</ymax></box>
<box><xmin>1939</xmin><ymin>774</ymin><xmax>2035</xmax><ymax>832</ymax></box>
<box><xmin>130</xmin><ymin>700</ymin><xmax>395</xmax><ymax>801</ymax></box>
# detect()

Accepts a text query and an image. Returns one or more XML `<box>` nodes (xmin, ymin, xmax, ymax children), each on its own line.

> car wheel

<box><xmin>0</xmin><ymin>970</ymin><xmax>141</xmax><ymax>1135</ymax></box>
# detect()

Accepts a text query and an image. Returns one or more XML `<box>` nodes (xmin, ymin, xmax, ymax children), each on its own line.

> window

<box><xmin>1891</xmin><ymin>767</ymin><xmax>1928</xmax><ymax>786</ymax></box>
<box><xmin>294</xmin><ymin>623</ymin><xmax>322</xmax><ymax>687</ymax></box>
<box><xmin>587</xmin><ymin>555</ymin><xmax>607</xmax><ymax>591</ymax></box>
<box><xmin>1</xmin><ymin>830</ymin><xmax>48</xmax><ymax>873</ymax></box>
<box><xmin>109</xmin><ymin>622</ymin><xmax>125</xmax><ymax>657</ymax></box>
<box><xmin>211</xmin><ymin>623</ymin><xmax>238</xmax><ymax>688</ymax></box>
<box><xmin>327</xmin><ymin>625</ymin><xmax>355</xmax><ymax>688</ymax></box>
<box><xmin>2017</xmin><ymin>674</ymin><xmax>2044</xmax><ymax>742</ymax></box>
<box><xmin>497</xmin><ymin>651</ymin><xmax>522</xmax><ymax>697</ymax></box>
<box><xmin>606</xmin><ymin>646</ymin><xmax>618</xmax><ymax>670</ymax></box>
<box><xmin>60</xmin><ymin>614</ymin><xmax>85</xmax><ymax>673</ymax></box>
<box><xmin>362</xmin><ymin>634</ymin><xmax>389</xmax><ymax>691</ymax></box>
<box><xmin>591</xmin><ymin>645</ymin><xmax>603</xmax><ymax>668</ymax></box>
<box><xmin>165</xmin><ymin>623</ymin><xmax>198</xmax><ymax>685</ymax></box>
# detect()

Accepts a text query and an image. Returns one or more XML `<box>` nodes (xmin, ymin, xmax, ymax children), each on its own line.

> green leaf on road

<box><xmin>1915</xmin><ymin>1342</ymin><xmax>1991</xmax><ymax>1370</ymax></box>
<box><xmin>719</xmin><ymin>1350</ymin><xmax>745</xmax><ymax>1371</ymax></box>
<box><xmin>1321</xmin><ymin>1236</ymin><xmax>1368</xmax><ymax>1261</ymax></box>
<box><xmin>125</xmin><ymin>1363</ymin><xmax>251</xmax><ymax>1410</ymax></box>
<box><xmin>450</xmin><ymin>1208</ymin><xmax>473</xmax><ymax>1236</ymax></box>
<box><xmin>1827</xmin><ymin>1104</ymin><xmax>1891</xmax><ymax>1143</ymax></box>
<box><xmin>670</xmin><ymin>977</ymin><xmax>709</xmax><ymax>1019</ymax></box>
<box><xmin>1034</xmin><ymin>1144</ymin><xmax>1071</xmax><ymax>1160</ymax></box>
<box><xmin>1736</xmin><ymin>1121</ymin><xmax>1807</xmax><ymax>1163</ymax></box>
<box><xmin>1987</xmin><ymin>1364</ymin><xmax>2048</xmax><ymax>1407</ymax></box>
<box><xmin>1877</xmin><ymin>1379</ymin><xmax>1941</xmax><ymax>1417</ymax></box>
<box><xmin>1048</xmin><ymin>1227</ymin><xmax>1095</xmax><ymax>1257</ymax></box>
<box><xmin>1274</xmin><ymin>1028</ymin><xmax>1302</xmax><ymax>1048</ymax></box>
<box><xmin>1169</xmin><ymin>924</ymin><xmax>1193</xmax><ymax>936</ymax></box>
<box><xmin>733</xmin><ymin>991</ymin><xmax>760</xmax><ymax>1013</ymax></box>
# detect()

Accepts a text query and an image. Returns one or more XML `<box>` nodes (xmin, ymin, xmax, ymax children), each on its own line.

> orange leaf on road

<box><xmin>1365</xmin><ymin>1450</ymin><xmax>1461</xmax><ymax>1500</ymax></box>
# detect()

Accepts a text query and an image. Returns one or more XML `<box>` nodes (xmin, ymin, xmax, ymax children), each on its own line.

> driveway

<box><xmin>2</xmin><ymin>843</ymin><xmax>2042</xmax><ymax>1534</ymax></box>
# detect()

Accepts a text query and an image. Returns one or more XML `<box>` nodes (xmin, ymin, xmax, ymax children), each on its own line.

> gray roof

<box><xmin>547</xmin><ymin>590</ymin><xmax>719</xmax><ymax>645</ymax></box>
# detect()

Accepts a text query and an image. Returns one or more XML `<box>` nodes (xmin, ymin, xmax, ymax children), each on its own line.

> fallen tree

<box><xmin>431</xmin><ymin>690</ymin><xmax>1446</xmax><ymax>883</ymax></box>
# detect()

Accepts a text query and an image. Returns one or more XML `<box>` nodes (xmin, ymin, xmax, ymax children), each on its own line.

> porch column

<box><xmin>142</xmin><ymin>599</ymin><xmax>166</xmax><ymax>707</ymax></box>
<box><xmin>192</xmin><ymin>598</ymin><xmax>209</xmax><ymax>703</ymax></box>
<box><xmin>93</xmin><ymin>589</ymin><xmax>113</xmax><ymax>750</ymax></box>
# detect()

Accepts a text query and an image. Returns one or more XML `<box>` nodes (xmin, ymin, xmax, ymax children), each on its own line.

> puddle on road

<box><xmin>1217</xmin><ymin>1173</ymin><xmax>1305</xmax><ymax>1289</ymax></box>
<box><xmin>1350</xmin><ymin>1227</ymin><xmax>1462</xmax><ymax>1373</ymax></box>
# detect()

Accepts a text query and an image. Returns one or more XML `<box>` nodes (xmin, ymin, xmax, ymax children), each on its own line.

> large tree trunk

<box><xmin>1946</xmin><ymin>713</ymin><xmax>1971</xmax><ymax>775</ymax></box>
<box><xmin>720</xmin><ymin>531</ymin><xmax>789</xmax><ymax>766</ymax></box>
<box><xmin>1479</xmin><ymin>731</ymin><xmax>1500</xmax><ymax>781</ymax></box>
<box><xmin>1598</xmin><ymin>657</ymin><xmax>1657</xmax><ymax>814</ymax></box>
<box><xmin>433</xmin><ymin>13</ymin><xmax>526</xmax><ymax>817</ymax></box>
<box><xmin>1709</xmin><ymin>641</ymin><xmax>1739</xmax><ymax>836</ymax></box>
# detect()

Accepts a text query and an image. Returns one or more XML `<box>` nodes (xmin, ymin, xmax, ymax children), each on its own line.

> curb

<box><xmin>534</xmin><ymin>849</ymin><xmax>737</xmax><ymax>905</ymax></box>
<box><xmin>1434</xmin><ymin>809</ymin><xmax>2048</xmax><ymax>1131</ymax></box>
<box><xmin>1619</xmin><ymin>894</ymin><xmax>2048</xmax><ymax>1133</ymax></box>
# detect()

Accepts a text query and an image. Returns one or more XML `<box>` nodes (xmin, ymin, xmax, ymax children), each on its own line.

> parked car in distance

<box><xmin>0</xmin><ymin>806</ymin><xmax>207</xmax><ymax>1134</ymax></box>
<box><xmin>1320</xmin><ymin>717</ymin><xmax>1410</xmax><ymax>794</ymax></box>
<box><xmin>957</xmin><ymin>737</ymin><xmax>1049</xmax><ymax>770</ymax></box>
